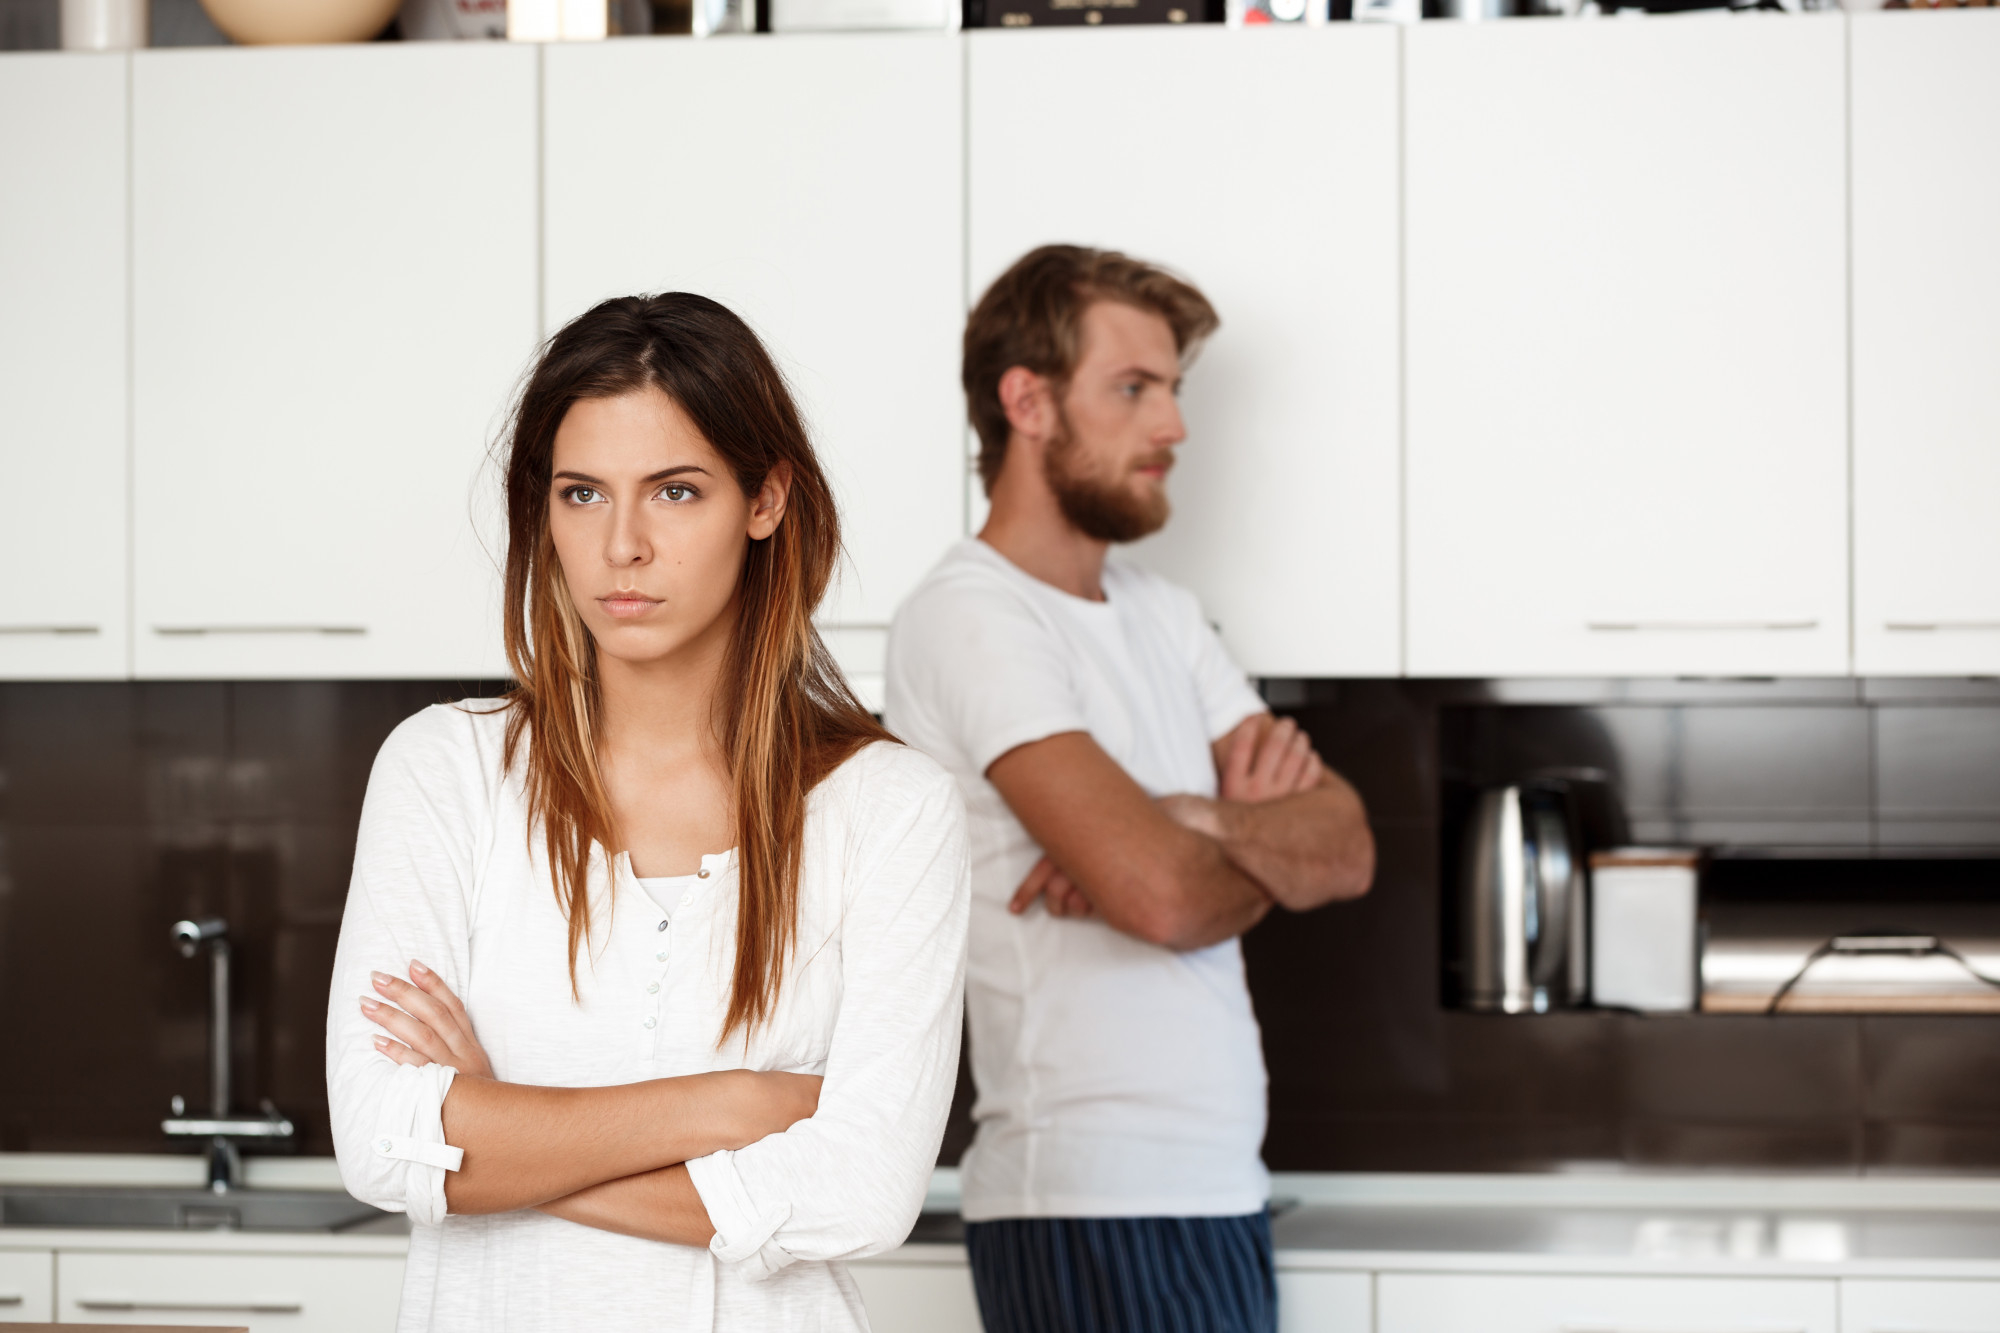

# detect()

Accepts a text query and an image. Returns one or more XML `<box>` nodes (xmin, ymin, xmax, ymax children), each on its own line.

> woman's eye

<box><xmin>661</xmin><ymin>484</ymin><xmax>693</xmax><ymax>502</ymax></box>
<box><xmin>562</xmin><ymin>486</ymin><xmax>597</xmax><ymax>504</ymax></box>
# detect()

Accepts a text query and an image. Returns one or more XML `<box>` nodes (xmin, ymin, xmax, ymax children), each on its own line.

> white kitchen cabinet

<box><xmin>131</xmin><ymin>44</ymin><xmax>535</xmax><ymax>680</ymax></box>
<box><xmin>1843</xmin><ymin>1278</ymin><xmax>2000</xmax><ymax>1332</ymax></box>
<box><xmin>1378</xmin><ymin>1272</ymin><xmax>1837</xmax><ymax>1333</ymax></box>
<box><xmin>0</xmin><ymin>1247</ymin><xmax>53</xmax><ymax>1323</ymax></box>
<box><xmin>968</xmin><ymin>27</ymin><xmax>1403</xmax><ymax>679</ymax></box>
<box><xmin>55</xmin><ymin>1249</ymin><xmax>403</xmax><ymax>1332</ymax></box>
<box><xmin>850</xmin><ymin>1251</ymin><xmax>984</xmax><ymax>1333</ymax></box>
<box><xmin>542</xmin><ymin>33</ymin><xmax>966</xmax><ymax>673</ymax></box>
<box><xmin>1404</xmin><ymin>16</ymin><xmax>1849</xmax><ymax>678</ymax></box>
<box><xmin>0</xmin><ymin>54</ymin><xmax>129</xmax><ymax>681</ymax></box>
<box><xmin>1851</xmin><ymin>11</ymin><xmax>2000</xmax><ymax>676</ymax></box>
<box><xmin>1277</xmin><ymin>1268</ymin><xmax>1371</xmax><ymax>1332</ymax></box>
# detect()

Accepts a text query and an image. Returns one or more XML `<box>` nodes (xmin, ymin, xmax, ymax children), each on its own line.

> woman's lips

<box><xmin>598</xmin><ymin>594</ymin><xmax>661</xmax><ymax>619</ymax></box>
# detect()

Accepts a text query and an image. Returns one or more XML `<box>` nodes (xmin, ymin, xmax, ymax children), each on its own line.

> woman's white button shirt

<box><xmin>325</xmin><ymin>700</ymin><xmax>970</xmax><ymax>1333</ymax></box>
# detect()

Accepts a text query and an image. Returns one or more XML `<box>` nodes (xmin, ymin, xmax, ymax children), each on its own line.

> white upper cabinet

<box><xmin>1852</xmin><ymin>11</ymin><xmax>2000</xmax><ymax>676</ymax></box>
<box><xmin>131</xmin><ymin>44</ymin><xmax>536</xmax><ymax>680</ymax></box>
<box><xmin>1404</xmin><ymin>16</ymin><xmax>1849</xmax><ymax>678</ymax></box>
<box><xmin>0</xmin><ymin>54</ymin><xmax>129</xmax><ymax>681</ymax></box>
<box><xmin>542</xmin><ymin>33</ymin><xmax>967</xmax><ymax>650</ymax></box>
<box><xmin>969</xmin><ymin>27</ymin><xmax>1403</xmax><ymax>679</ymax></box>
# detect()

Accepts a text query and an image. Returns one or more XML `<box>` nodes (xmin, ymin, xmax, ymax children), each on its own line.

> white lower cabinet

<box><xmin>1377</xmin><ymin>1272</ymin><xmax>1837</xmax><ymax>1333</ymax></box>
<box><xmin>55</xmin><ymin>1249</ymin><xmax>403</xmax><ymax>1332</ymax></box>
<box><xmin>849</xmin><ymin>1255</ymin><xmax>983</xmax><ymax>1333</ymax></box>
<box><xmin>1278</xmin><ymin>1269</ymin><xmax>1371</xmax><ymax>1332</ymax></box>
<box><xmin>1842</xmin><ymin>1279</ymin><xmax>2000</xmax><ymax>1333</ymax></box>
<box><xmin>0</xmin><ymin>1248</ymin><xmax>53</xmax><ymax>1323</ymax></box>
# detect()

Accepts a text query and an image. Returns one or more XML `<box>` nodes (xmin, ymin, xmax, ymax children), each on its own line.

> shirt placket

<box><xmin>638</xmin><ymin>858</ymin><xmax>722</xmax><ymax>1067</ymax></box>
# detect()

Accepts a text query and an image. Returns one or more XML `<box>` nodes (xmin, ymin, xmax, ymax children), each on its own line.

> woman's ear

<box><xmin>747</xmin><ymin>461</ymin><xmax>792</xmax><ymax>541</ymax></box>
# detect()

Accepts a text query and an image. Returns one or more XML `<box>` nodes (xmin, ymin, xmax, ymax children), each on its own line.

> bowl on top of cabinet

<box><xmin>198</xmin><ymin>0</ymin><xmax>401</xmax><ymax>42</ymax></box>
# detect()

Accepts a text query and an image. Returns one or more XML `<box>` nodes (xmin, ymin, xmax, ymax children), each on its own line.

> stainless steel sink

<box><xmin>1</xmin><ymin>1185</ymin><xmax>405</xmax><ymax>1234</ymax></box>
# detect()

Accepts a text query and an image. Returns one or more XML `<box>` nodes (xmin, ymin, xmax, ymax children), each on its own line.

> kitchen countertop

<box><xmin>7</xmin><ymin>1159</ymin><xmax>2000</xmax><ymax>1278</ymax></box>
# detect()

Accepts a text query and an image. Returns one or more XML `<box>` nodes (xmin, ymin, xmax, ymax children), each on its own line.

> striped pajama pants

<box><xmin>963</xmin><ymin>1212</ymin><xmax>1277</xmax><ymax>1333</ymax></box>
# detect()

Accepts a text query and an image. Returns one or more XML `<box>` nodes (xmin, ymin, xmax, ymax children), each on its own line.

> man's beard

<box><xmin>1042</xmin><ymin>410</ymin><xmax>1171</xmax><ymax>545</ymax></box>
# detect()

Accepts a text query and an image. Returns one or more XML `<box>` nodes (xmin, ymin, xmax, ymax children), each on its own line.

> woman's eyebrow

<box><xmin>551</xmin><ymin>465</ymin><xmax>712</xmax><ymax>485</ymax></box>
<box><xmin>643</xmin><ymin>465</ymin><xmax>712</xmax><ymax>483</ymax></box>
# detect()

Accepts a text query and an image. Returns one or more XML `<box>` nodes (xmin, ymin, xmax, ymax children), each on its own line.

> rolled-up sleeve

<box><xmin>685</xmin><ymin>751</ymin><xmax>971</xmax><ymax>1282</ymax></box>
<box><xmin>324</xmin><ymin>707</ymin><xmax>487</xmax><ymax>1225</ymax></box>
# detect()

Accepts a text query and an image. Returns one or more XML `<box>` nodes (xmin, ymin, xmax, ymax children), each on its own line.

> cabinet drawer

<box><xmin>849</xmin><ymin>1258</ymin><xmax>982</xmax><ymax>1333</ymax></box>
<box><xmin>1842</xmin><ymin>1279</ymin><xmax>2000</xmax><ymax>1333</ymax></box>
<box><xmin>0</xmin><ymin>1249</ymin><xmax>53</xmax><ymax>1323</ymax></box>
<box><xmin>1278</xmin><ymin>1270</ymin><xmax>1371</xmax><ymax>1332</ymax></box>
<box><xmin>1378</xmin><ymin>1272</ymin><xmax>1837</xmax><ymax>1333</ymax></box>
<box><xmin>56</xmin><ymin>1250</ymin><xmax>403</xmax><ymax>1333</ymax></box>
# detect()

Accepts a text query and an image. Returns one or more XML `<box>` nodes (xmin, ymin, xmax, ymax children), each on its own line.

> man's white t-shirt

<box><xmin>885</xmin><ymin>537</ymin><xmax>1270</xmax><ymax>1222</ymax></box>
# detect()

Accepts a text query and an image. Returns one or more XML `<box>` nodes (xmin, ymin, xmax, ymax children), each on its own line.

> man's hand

<box><xmin>1217</xmin><ymin>714</ymin><xmax>1324</xmax><ymax>805</ymax></box>
<box><xmin>1010</xmin><ymin>855</ymin><xmax>1095</xmax><ymax>918</ymax></box>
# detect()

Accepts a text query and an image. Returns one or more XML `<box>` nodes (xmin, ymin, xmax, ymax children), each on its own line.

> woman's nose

<box><xmin>605</xmin><ymin>504</ymin><xmax>650</xmax><ymax>565</ymax></box>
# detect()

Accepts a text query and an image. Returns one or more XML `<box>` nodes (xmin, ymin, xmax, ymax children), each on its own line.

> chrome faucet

<box><xmin>164</xmin><ymin>916</ymin><xmax>294</xmax><ymax>1192</ymax></box>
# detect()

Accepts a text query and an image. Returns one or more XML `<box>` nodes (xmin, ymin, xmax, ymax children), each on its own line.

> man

<box><xmin>884</xmin><ymin>244</ymin><xmax>1375</xmax><ymax>1333</ymax></box>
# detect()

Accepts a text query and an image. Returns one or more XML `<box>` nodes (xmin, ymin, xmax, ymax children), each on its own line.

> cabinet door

<box><xmin>1843</xmin><ymin>1279</ymin><xmax>2000</xmax><ymax>1333</ymax></box>
<box><xmin>0</xmin><ymin>1247</ymin><xmax>53</xmax><ymax>1323</ymax></box>
<box><xmin>1405</xmin><ymin>16</ymin><xmax>1849</xmax><ymax>677</ymax></box>
<box><xmin>56</xmin><ymin>1249</ymin><xmax>404</xmax><ymax>1333</ymax></box>
<box><xmin>1277</xmin><ymin>1269</ymin><xmax>1371</xmax><ymax>1332</ymax></box>
<box><xmin>131</xmin><ymin>44</ymin><xmax>536</xmax><ymax>680</ymax></box>
<box><xmin>1378</xmin><ymin>1272</ymin><xmax>1837</xmax><ymax>1333</ymax></box>
<box><xmin>849</xmin><ymin>1254</ymin><xmax>984</xmax><ymax>1333</ymax></box>
<box><xmin>0</xmin><ymin>54</ymin><xmax>129</xmax><ymax>681</ymax></box>
<box><xmin>542</xmin><ymin>34</ymin><xmax>965</xmax><ymax>699</ymax></box>
<box><xmin>1852</xmin><ymin>11</ymin><xmax>2000</xmax><ymax>675</ymax></box>
<box><xmin>968</xmin><ymin>27</ymin><xmax>1402</xmax><ymax>679</ymax></box>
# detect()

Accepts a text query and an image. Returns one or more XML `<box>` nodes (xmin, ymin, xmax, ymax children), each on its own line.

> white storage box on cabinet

<box><xmin>1842</xmin><ymin>1278</ymin><xmax>2000</xmax><ymax>1332</ymax></box>
<box><xmin>1851</xmin><ymin>11</ymin><xmax>2000</xmax><ymax>676</ymax></box>
<box><xmin>1377</xmin><ymin>1272</ymin><xmax>1837</xmax><ymax>1333</ymax></box>
<box><xmin>0</xmin><ymin>1247</ymin><xmax>53</xmax><ymax>1323</ymax></box>
<box><xmin>131</xmin><ymin>44</ymin><xmax>536</xmax><ymax>681</ymax></box>
<box><xmin>1403</xmin><ymin>16</ymin><xmax>1849</xmax><ymax>678</ymax></box>
<box><xmin>0</xmin><ymin>54</ymin><xmax>129</xmax><ymax>681</ymax></box>
<box><xmin>541</xmin><ymin>34</ymin><xmax>966</xmax><ymax>662</ymax></box>
<box><xmin>968</xmin><ymin>27</ymin><xmax>1402</xmax><ymax>679</ymax></box>
<box><xmin>55</xmin><ymin>1249</ymin><xmax>404</xmax><ymax>1332</ymax></box>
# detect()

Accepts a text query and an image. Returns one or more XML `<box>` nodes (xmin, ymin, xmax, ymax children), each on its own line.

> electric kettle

<box><xmin>1458</xmin><ymin>781</ymin><xmax>1588</xmax><ymax>1013</ymax></box>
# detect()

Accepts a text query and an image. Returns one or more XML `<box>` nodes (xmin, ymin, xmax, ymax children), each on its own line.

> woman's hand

<box><xmin>361</xmin><ymin>961</ymin><xmax>495</xmax><ymax>1081</ymax></box>
<box><xmin>720</xmin><ymin>1070</ymin><xmax>823</xmax><ymax>1149</ymax></box>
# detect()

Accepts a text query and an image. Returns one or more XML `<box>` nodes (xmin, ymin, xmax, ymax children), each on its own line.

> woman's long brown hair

<box><xmin>499</xmin><ymin>293</ymin><xmax>892</xmax><ymax>1040</ymax></box>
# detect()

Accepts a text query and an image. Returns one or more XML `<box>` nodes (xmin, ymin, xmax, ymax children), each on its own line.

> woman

<box><xmin>326</xmin><ymin>294</ymin><xmax>970</xmax><ymax>1332</ymax></box>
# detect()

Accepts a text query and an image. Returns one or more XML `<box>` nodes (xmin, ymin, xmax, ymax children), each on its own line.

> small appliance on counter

<box><xmin>1456</xmin><ymin>780</ymin><xmax>1590</xmax><ymax>1013</ymax></box>
<box><xmin>1590</xmin><ymin>847</ymin><xmax>1701</xmax><ymax>1012</ymax></box>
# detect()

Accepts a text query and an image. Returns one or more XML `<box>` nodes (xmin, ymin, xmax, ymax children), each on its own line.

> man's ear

<box><xmin>997</xmin><ymin>366</ymin><xmax>1057</xmax><ymax>448</ymax></box>
<box><xmin>748</xmin><ymin>461</ymin><xmax>792</xmax><ymax>541</ymax></box>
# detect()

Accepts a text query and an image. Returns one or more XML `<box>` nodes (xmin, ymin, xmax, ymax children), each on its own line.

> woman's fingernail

<box><xmin>410</xmin><ymin>961</ymin><xmax>430</xmax><ymax>976</ymax></box>
<box><xmin>374</xmin><ymin>1036</ymin><xmax>390</xmax><ymax>1050</ymax></box>
<box><xmin>371</xmin><ymin>971</ymin><xmax>392</xmax><ymax>987</ymax></box>
<box><xmin>361</xmin><ymin>999</ymin><xmax>380</xmax><ymax>1013</ymax></box>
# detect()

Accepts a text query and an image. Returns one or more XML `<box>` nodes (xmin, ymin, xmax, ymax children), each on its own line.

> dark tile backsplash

<box><xmin>4</xmin><ymin>676</ymin><xmax>1999</xmax><ymax>1174</ymax></box>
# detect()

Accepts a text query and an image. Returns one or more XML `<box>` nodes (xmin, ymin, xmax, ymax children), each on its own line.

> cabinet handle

<box><xmin>0</xmin><ymin>624</ymin><xmax>100</xmax><ymax>635</ymax></box>
<box><xmin>1561</xmin><ymin>1327</ymin><xmax>1806</xmax><ymax>1333</ymax></box>
<box><xmin>1885</xmin><ymin>621</ymin><xmax>2000</xmax><ymax>633</ymax></box>
<box><xmin>79</xmin><ymin>1297</ymin><xmax>305</xmax><ymax>1314</ymax></box>
<box><xmin>153</xmin><ymin>624</ymin><xmax>366</xmax><ymax>637</ymax></box>
<box><xmin>1586</xmin><ymin>620</ymin><xmax>1818</xmax><ymax>633</ymax></box>
<box><xmin>0</xmin><ymin>1293</ymin><xmax>22</xmax><ymax>1305</ymax></box>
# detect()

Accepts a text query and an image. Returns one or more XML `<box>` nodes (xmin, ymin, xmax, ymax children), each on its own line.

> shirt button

<box><xmin>642</xmin><ymin>1016</ymin><xmax>656</xmax><ymax>1029</ymax></box>
<box><xmin>647</xmin><ymin>982</ymin><xmax>660</xmax><ymax>995</ymax></box>
<box><xmin>376</xmin><ymin>1138</ymin><xmax>392</xmax><ymax>1152</ymax></box>
<box><xmin>656</xmin><ymin>950</ymin><xmax>668</xmax><ymax>962</ymax></box>
<box><xmin>697</xmin><ymin>868</ymin><xmax>710</xmax><ymax>879</ymax></box>
<box><xmin>679</xmin><ymin>894</ymin><xmax>692</xmax><ymax>908</ymax></box>
<box><xmin>656</xmin><ymin>919</ymin><xmax>669</xmax><ymax>933</ymax></box>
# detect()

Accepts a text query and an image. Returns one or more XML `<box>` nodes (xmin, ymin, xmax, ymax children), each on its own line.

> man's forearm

<box><xmin>1152</xmin><ymin>838</ymin><xmax>1274</xmax><ymax>950</ymax></box>
<box><xmin>441</xmin><ymin>1071</ymin><xmax>754</xmax><ymax>1215</ymax></box>
<box><xmin>535</xmin><ymin>1163</ymin><xmax>716</xmax><ymax>1247</ymax></box>
<box><xmin>1171</xmin><ymin>776</ymin><xmax>1375</xmax><ymax>912</ymax></box>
